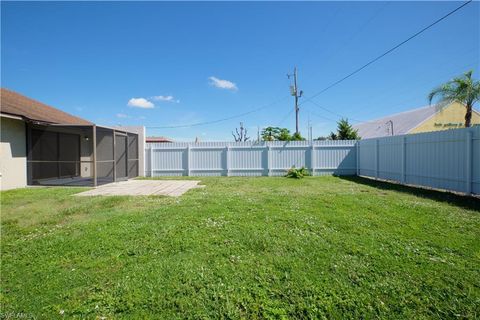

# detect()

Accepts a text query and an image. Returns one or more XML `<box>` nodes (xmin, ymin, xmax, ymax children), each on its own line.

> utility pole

<box><xmin>288</xmin><ymin>67</ymin><xmax>303</xmax><ymax>135</ymax></box>
<box><xmin>307</xmin><ymin>117</ymin><xmax>313</xmax><ymax>142</ymax></box>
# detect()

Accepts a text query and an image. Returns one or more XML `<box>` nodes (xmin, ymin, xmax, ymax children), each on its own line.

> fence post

<box><xmin>186</xmin><ymin>145</ymin><xmax>191</xmax><ymax>176</ymax></box>
<box><xmin>310</xmin><ymin>143</ymin><xmax>315</xmax><ymax>176</ymax></box>
<box><xmin>356</xmin><ymin>141</ymin><xmax>360</xmax><ymax>176</ymax></box>
<box><xmin>150</xmin><ymin>145</ymin><xmax>154</xmax><ymax>177</ymax></box>
<box><xmin>92</xmin><ymin>125</ymin><xmax>97</xmax><ymax>187</ymax></box>
<box><xmin>466</xmin><ymin>130</ymin><xmax>472</xmax><ymax>194</ymax></box>
<box><xmin>225</xmin><ymin>146</ymin><xmax>230</xmax><ymax>176</ymax></box>
<box><xmin>401</xmin><ymin>136</ymin><xmax>406</xmax><ymax>184</ymax></box>
<box><xmin>375</xmin><ymin>139</ymin><xmax>379</xmax><ymax>179</ymax></box>
<box><xmin>266</xmin><ymin>145</ymin><xmax>271</xmax><ymax>176</ymax></box>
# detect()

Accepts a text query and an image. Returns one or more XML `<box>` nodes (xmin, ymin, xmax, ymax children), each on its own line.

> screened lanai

<box><xmin>27</xmin><ymin>123</ymin><xmax>139</xmax><ymax>187</ymax></box>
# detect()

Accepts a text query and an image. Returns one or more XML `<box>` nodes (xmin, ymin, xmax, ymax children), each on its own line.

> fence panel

<box><xmin>315</xmin><ymin>145</ymin><xmax>357</xmax><ymax>175</ymax></box>
<box><xmin>146</xmin><ymin>127</ymin><xmax>478</xmax><ymax>195</ymax></box>
<box><xmin>358</xmin><ymin>126</ymin><xmax>479</xmax><ymax>195</ymax></box>
<box><xmin>358</xmin><ymin>139</ymin><xmax>376</xmax><ymax>177</ymax></box>
<box><xmin>378</xmin><ymin>136</ymin><xmax>403</xmax><ymax>182</ymax></box>
<box><xmin>147</xmin><ymin>140</ymin><xmax>357</xmax><ymax>177</ymax></box>
<box><xmin>229</xmin><ymin>146</ymin><xmax>266</xmax><ymax>176</ymax></box>
<box><xmin>473</xmin><ymin>131</ymin><xmax>480</xmax><ymax>194</ymax></box>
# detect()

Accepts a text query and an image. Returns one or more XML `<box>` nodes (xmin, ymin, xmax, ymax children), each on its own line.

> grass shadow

<box><xmin>339</xmin><ymin>176</ymin><xmax>480</xmax><ymax>212</ymax></box>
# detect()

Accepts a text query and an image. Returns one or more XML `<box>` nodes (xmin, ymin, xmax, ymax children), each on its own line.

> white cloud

<box><xmin>127</xmin><ymin>97</ymin><xmax>154</xmax><ymax>109</ymax></box>
<box><xmin>116</xmin><ymin>113</ymin><xmax>130</xmax><ymax>118</ymax></box>
<box><xmin>208</xmin><ymin>76</ymin><xmax>238</xmax><ymax>91</ymax></box>
<box><xmin>151</xmin><ymin>95</ymin><xmax>180</xmax><ymax>103</ymax></box>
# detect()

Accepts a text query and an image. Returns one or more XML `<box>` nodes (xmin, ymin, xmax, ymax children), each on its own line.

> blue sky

<box><xmin>1</xmin><ymin>1</ymin><xmax>479</xmax><ymax>141</ymax></box>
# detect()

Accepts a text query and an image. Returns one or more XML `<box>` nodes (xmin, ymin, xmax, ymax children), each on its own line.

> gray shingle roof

<box><xmin>353</xmin><ymin>103</ymin><xmax>448</xmax><ymax>139</ymax></box>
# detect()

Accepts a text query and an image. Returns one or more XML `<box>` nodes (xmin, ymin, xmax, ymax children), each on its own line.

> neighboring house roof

<box><xmin>353</xmin><ymin>103</ymin><xmax>449</xmax><ymax>139</ymax></box>
<box><xmin>146</xmin><ymin>136</ymin><xmax>173</xmax><ymax>143</ymax></box>
<box><xmin>0</xmin><ymin>88</ymin><xmax>92</xmax><ymax>125</ymax></box>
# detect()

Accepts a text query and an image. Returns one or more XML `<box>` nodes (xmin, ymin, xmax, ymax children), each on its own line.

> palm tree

<box><xmin>428</xmin><ymin>70</ymin><xmax>480</xmax><ymax>128</ymax></box>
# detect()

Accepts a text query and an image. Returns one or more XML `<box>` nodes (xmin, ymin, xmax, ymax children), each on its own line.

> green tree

<box><xmin>278</xmin><ymin>128</ymin><xmax>292</xmax><ymax>141</ymax></box>
<box><xmin>261</xmin><ymin>127</ymin><xmax>297</xmax><ymax>141</ymax></box>
<box><xmin>428</xmin><ymin>70</ymin><xmax>480</xmax><ymax>128</ymax></box>
<box><xmin>291</xmin><ymin>132</ymin><xmax>306</xmax><ymax>141</ymax></box>
<box><xmin>261</xmin><ymin>127</ymin><xmax>281</xmax><ymax>141</ymax></box>
<box><xmin>328</xmin><ymin>119</ymin><xmax>360</xmax><ymax>140</ymax></box>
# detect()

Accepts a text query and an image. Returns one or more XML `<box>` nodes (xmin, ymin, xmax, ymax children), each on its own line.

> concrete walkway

<box><xmin>75</xmin><ymin>180</ymin><xmax>202</xmax><ymax>197</ymax></box>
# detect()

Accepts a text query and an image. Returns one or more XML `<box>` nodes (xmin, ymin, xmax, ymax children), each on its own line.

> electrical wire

<box><xmin>148</xmin><ymin>1</ymin><xmax>471</xmax><ymax>131</ymax></box>
<box><xmin>303</xmin><ymin>98</ymin><xmax>364</xmax><ymax>123</ymax></box>
<box><xmin>316</xmin><ymin>1</ymin><xmax>390</xmax><ymax>76</ymax></box>
<box><xmin>299</xmin><ymin>0</ymin><xmax>472</xmax><ymax>107</ymax></box>
<box><xmin>307</xmin><ymin>109</ymin><xmax>338</xmax><ymax>123</ymax></box>
<box><xmin>303</xmin><ymin>61</ymin><xmax>478</xmax><ymax>124</ymax></box>
<box><xmin>147</xmin><ymin>95</ymin><xmax>290</xmax><ymax>129</ymax></box>
<box><xmin>278</xmin><ymin>108</ymin><xmax>295</xmax><ymax>126</ymax></box>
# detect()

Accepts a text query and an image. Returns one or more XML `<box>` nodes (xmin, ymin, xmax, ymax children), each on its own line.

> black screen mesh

<box><xmin>31</xmin><ymin>130</ymin><xmax>58</xmax><ymax>161</ymax></box>
<box><xmin>30</xmin><ymin>129</ymin><xmax>80</xmax><ymax>181</ymax></box>
<box><xmin>96</xmin><ymin>128</ymin><xmax>114</xmax><ymax>161</ymax></box>
<box><xmin>28</xmin><ymin>125</ymin><xmax>139</xmax><ymax>185</ymax></box>
<box><xmin>127</xmin><ymin>133</ymin><xmax>139</xmax><ymax>178</ymax></box>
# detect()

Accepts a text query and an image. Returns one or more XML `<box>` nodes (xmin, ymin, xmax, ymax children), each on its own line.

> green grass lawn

<box><xmin>1</xmin><ymin>176</ymin><xmax>479</xmax><ymax>319</ymax></box>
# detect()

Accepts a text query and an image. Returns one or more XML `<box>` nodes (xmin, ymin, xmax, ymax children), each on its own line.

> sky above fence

<box><xmin>1</xmin><ymin>1</ymin><xmax>479</xmax><ymax>140</ymax></box>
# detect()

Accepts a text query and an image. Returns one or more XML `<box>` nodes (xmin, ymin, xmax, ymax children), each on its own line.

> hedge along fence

<box><xmin>146</xmin><ymin>140</ymin><xmax>357</xmax><ymax>177</ymax></box>
<box><xmin>145</xmin><ymin>126</ymin><xmax>479</xmax><ymax>195</ymax></box>
<box><xmin>357</xmin><ymin>126</ymin><xmax>480</xmax><ymax>195</ymax></box>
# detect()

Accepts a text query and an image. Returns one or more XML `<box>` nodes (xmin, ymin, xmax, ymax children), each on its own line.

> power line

<box><xmin>307</xmin><ymin>109</ymin><xmax>338</xmax><ymax>123</ymax></box>
<box><xmin>278</xmin><ymin>108</ymin><xmax>295</xmax><ymax>126</ymax></box>
<box><xmin>316</xmin><ymin>1</ymin><xmax>390</xmax><ymax>76</ymax></box>
<box><xmin>296</xmin><ymin>6</ymin><xmax>342</xmax><ymax>72</ymax></box>
<box><xmin>147</xmin><ymin>95</ymin><xmax>290</xmax><ymax>129</ymax></box>
<box><xmin>304</xmin><ymin>98</ymin><xmax>364</xmax><ymax>123</ymax></box>
<box><xmin>343</xmin><ymin>58</ymin><xmax>478</xmax><ymax>115</ymax></box>
<box><xmin>300</xmin><ymin>0</ymin><xmax>472</xmax><ymax>107</ymax></box>
<box><xmin>147</xmin><ymin>1</ymin><xmax>471</xmax><ymax>131</ymax></box>
<box><xmin>303</xmin><ymin>61</ymin><xmax>478</xmax><ymax>124</ymax></box>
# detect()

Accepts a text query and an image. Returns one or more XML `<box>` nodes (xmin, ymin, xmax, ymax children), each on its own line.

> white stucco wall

<box><xmin>0</xmin><ymin>116</ymin><xmax>27</xmax><ymax>190</ymax></box>
<box><xmin>80</xmin><ymin>133</ymin><xmax>93</xmax><ymax>178</ymax></box>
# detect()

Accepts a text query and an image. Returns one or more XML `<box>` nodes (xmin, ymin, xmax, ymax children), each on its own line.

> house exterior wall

<box><xmin>0</xmin><ymin>116</ymin><xmax>27</xmax><ymax>190</ymax></box>
<box><xmin>410</xmin><ymin>102</ymin><xmax>480</xmax><ymax>134</ymax></box>
<box><xmin>80</xmin><ymin>132</ymin><xmax>92</xmax><ymax>178</ymax></box>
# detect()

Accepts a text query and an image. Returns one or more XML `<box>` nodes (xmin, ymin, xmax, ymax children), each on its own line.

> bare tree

<box><xmin>232</xmin><ymin>122</ymin><xmax>250</xmax><ymax>142</ymax></box>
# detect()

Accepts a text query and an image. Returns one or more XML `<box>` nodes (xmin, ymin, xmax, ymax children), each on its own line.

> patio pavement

<box><xmin>75</xmin><ymin>179</ymin><xmax>202</xmax><ymax>197</ymax></box>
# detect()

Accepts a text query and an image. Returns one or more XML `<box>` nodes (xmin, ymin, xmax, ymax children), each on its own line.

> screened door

<box><xmin>115</xmin><ymin>133</ymin><xmax>128</xmax><ymax>180</ymax></box>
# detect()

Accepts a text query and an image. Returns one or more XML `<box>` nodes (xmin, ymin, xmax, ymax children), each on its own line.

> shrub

<box><xmin>285</xmin><ymin>166</ymin><xmax>310</xmax><ymax>179</ymax></box>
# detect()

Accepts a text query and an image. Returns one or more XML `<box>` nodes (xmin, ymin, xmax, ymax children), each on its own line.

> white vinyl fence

<box><xmin>145</xmin><ymin>127</ymin><xmax>479</xmax><ymax>195</ymax></box>
<box><xmin>146</xmin><ymin>140</ymin><xmax>357</xmax><ymax>177</ymax></box>
<box><xmin>357</xmin><ymin>126</ymin><xmax>480</xmax><ymax>195</ymax></box>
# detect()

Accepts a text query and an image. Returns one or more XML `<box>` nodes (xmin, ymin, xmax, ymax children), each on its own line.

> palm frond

<box><xmin>428</xmin><ymin>83</ymin><xmax>456</xmax><ymax>105</ymax></box>
<box><xmin>428</xmin><ymin>70</ymin><xmax>479</xmax><ymax>127</ymax></box>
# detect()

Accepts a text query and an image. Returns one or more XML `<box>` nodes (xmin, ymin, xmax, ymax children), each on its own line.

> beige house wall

<box><xmin>410</xmin><ymin>102</ymin><xmax>480</xmax><ymax>134</ymax></box>
<box><xmin>80</xmin><ymin>132</ymin><xmax>93</xmax><ymax>178</ymax></box>
<box><xmin>0</xmin><ymin>116</ymin><xmax>27</xmax><ymax>190</ymax></box>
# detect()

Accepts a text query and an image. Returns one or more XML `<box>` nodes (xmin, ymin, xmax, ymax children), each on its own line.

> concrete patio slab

<box><xmin>75</xmin><ymin>180</ymin><xmax>202</xmax><ymax>197</ymax></box>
